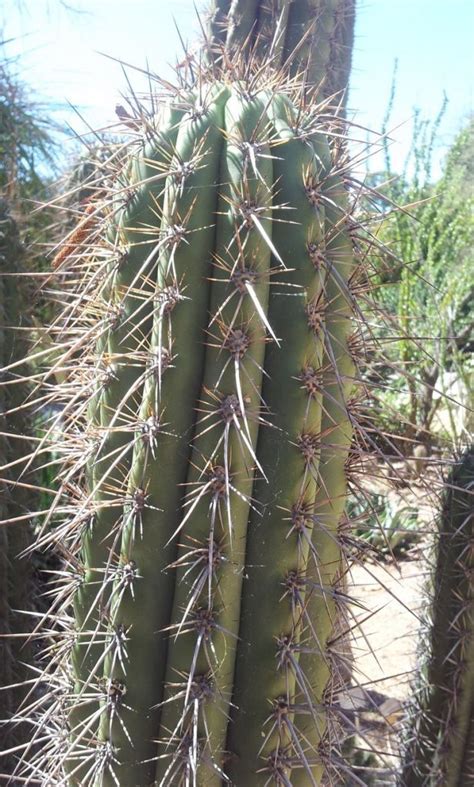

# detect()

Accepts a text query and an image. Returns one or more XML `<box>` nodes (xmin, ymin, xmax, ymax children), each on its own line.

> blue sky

<box><xmin>2</xmin><ymin>0</ymin><xmax>473</xmax><ymax>178</ymax></box>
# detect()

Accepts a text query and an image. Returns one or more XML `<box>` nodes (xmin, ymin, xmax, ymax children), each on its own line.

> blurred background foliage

<box><xmin>0</xmin><ymin>37</ymin><xmax>58</xmax><ymax>212</ymax></box>
<box><xmin>0</xmin><ymin>32</ymin><xmax>61</xmax><ymax>525</ymax></box>
<box><xmin>362</xmin><ymin>73</ymin><xmax>473</xmax><ymax>451</ymax></box>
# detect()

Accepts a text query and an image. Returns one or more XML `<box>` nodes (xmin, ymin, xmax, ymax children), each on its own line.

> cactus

<box><xmin>209</xmin><ymin>0</ymin><xmax>355</xmax><ymax>107</ymax></box>
<box><xmin>0</xmin><ymin>200</ymin><xmax>33</xmax><ymax>770</ymax></box>
<box><xmin>208</xmin><ymin>0</ymin><xmax>356</xmax><ymax>86</ymax></box>
<box><xmin>3</xmin><ymin>4</ymin><xmax>389</xmax><ymax>785</ymax></box>
<box><xmin>402</xmin><ymin>446</ymin><xmax>474</xmax><ymax>786</ymax></box>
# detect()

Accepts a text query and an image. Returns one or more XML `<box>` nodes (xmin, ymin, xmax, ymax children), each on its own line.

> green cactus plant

<box><xmin>0</xmin><ymin>199</ymin><xmax>34</xmax><ymax>772</ymax></box>
<box><xmin>402</xmin><ymin>446</ymin><xmax>474</xmax><ymax>786</ymax></box>
<box><xmin>209</xmin><ymin>0</ymin><xmax>355</xmax><ymax>108</ymax></box>
<box><xmin>3</xmin><ymin>4</ymin><xmax>393</xmax><ymax>785</ymax></box>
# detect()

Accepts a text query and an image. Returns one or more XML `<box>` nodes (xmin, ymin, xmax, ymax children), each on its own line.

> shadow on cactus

<box><xmin>0</xmin><ymin>200</ymin><xmax>35</xmax><ymax>773</ymax></box>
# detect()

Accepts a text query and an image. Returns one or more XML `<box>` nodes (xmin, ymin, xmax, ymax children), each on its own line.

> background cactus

<box><xmin>3</xmin><ymin>3</ymin><xmax>399</xmax><ymax>785</ymax></box>
<box><xmin>402</xmin><ymin>445</ymin><xmax>474</xmax><ymax>786</ymax></box>
<box><xmin>0</xmin><ymin>199</ymin><xmax>33</xmax><ymax>771</ymax></box>
<box><xmin>209</xmin><ymin>0</ymin><xmax>355</xmax><ymax>108</ymax></box>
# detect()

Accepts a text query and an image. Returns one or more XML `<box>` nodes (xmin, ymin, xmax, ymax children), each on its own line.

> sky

<box><xmin>2</xmin><ymin>0</ymin><xmax>473</xmax><ymax>179</ymax></box>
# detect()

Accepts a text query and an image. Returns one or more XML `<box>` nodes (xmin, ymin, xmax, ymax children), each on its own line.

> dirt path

<box><xmin>350</xmin><ymin>558</ymin><xmax>427</xmax><ymax>701</ymax></box>
<box><xmin>341</xmin><ymin>555</ymin><xmax>429</xmax><ymax>784</ymax></box>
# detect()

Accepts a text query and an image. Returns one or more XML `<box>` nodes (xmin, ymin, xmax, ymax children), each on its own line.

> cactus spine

<box><xmin>8</xmin><ymin>3</ymin><xmax>372</xmax><ymax>785</ymax></box>
<box><xmin>402</xmin><ymin>446</ymin><xmax>474</xmax><ymax>787</ymax></box>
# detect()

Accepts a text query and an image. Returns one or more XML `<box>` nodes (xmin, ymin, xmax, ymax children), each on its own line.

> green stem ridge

<box><xmin>154</xmin><ymin>89</ymin><xmax>273</xmax><ymax>786</ymax></box>
<box><xmin>224</xmin><ymin>92</ymin><xmax>330</xmax><ymax>785</ymax></box>
<box><xmin>290</xmin><ymin>156</ymin><xmax>358</xmax><ymax>786</ymax></box>
<box><xmin>68</xmin><ymin>105</ymin><xmax>183</xmax><ymax>775</ymax></box>
<box><xmin>97</xmin><ymin>87</ymin><xmax>229</xmax><ymax>785</ymax></box>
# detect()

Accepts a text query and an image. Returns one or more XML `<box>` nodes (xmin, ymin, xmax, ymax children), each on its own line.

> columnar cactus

<box><xmin>402</xmin><ymin>446</ymin><xmax>474</xmax><ymax>787</ymax></box>
<box><xmin>0</xmin><ymin>200</ymin><xmax>33</xmax><ymax>768</ymax></box>
<box><xmin>5</xmin><ymin>4</ymin><xmax>380</xmax><ymax>786</ymax></box>
<box><xmin>209</xmin><ymin>0</ymin><xmax>356</xmax><ymax>107</ymax></box>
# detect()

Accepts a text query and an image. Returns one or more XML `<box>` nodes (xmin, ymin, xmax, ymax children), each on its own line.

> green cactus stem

<box><xmin>208</xmin><ymin>0</ymin><xmax>356</xmax><ymax>107</ymax></box>
<box><xmin>29</xmin><ymin>74</ymin><xmax>362</xmax><ymax>786</ymax></box>
<box><xmin>402</xmin><ymin>446</ymin><xmax>474</xmax><ymax>787</ymax></box>
<box><xmin>5</xmin><ymin>5</ymin><xmax>380</xmax><ymax>785</ymax></box>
